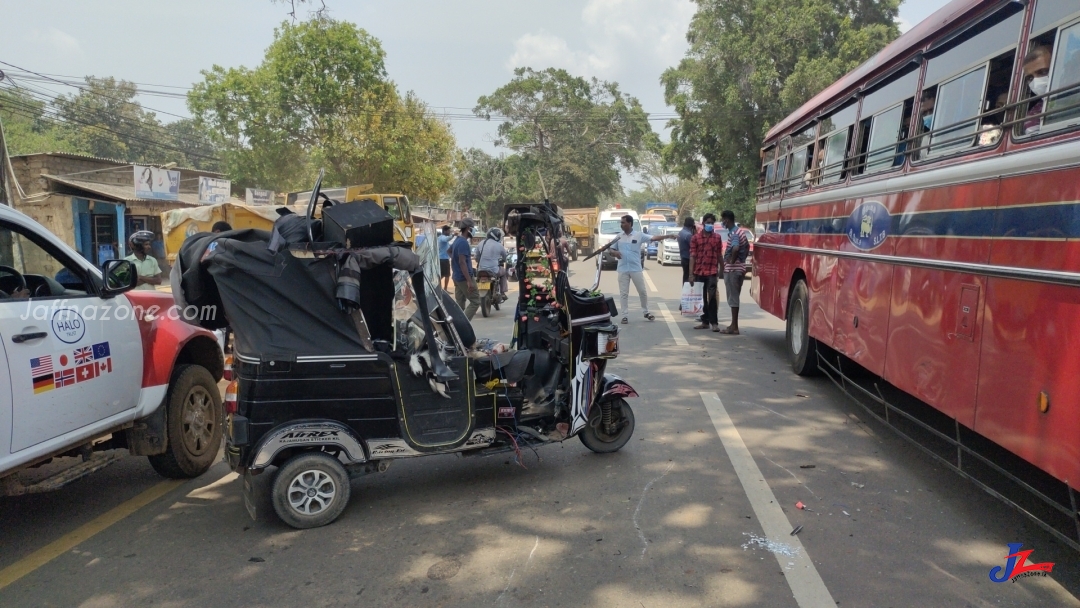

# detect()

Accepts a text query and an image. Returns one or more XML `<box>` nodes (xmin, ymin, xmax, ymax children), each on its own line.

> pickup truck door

<box><xmin>0</xmin><ymin>221</ymin><xmax>143</xmax><ymax>453</ymax></box>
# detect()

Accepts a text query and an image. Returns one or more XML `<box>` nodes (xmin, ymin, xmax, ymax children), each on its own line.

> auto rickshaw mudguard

<box><xmin>246</xmin><ymin>420</ymin><xmax>368</xmax><ymax>472</ymax></box>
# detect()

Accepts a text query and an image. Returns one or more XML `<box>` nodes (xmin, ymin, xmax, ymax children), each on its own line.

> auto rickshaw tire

<box><xmin>579</xmin><ymin>399</ymin><xmax>635</xmax><ymax>454</ymax></box>
<box><xmin>436</xmin><ymin>287</ymin><xmax>476</xmax><ymax>348</ymax></box>
<box><xmin>148</xmin><ymin>364</ymin><xmax>223</xmax><ymax>479</ymax></box>
<box><xmin>271</xmin><ymin>452</ymin><xmax>351</xmax><ymax>529</ymax></box>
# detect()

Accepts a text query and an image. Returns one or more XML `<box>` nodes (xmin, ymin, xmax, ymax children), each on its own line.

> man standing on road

<box><xmin>678</xmin><ymin>216</ymin><xmax>695</xmax><ymax>286</ymax></box>
<box><xmin>719</xmin><ymin>210</ymin><xmax>749</xmax><ymax>335</ymax></box>
<box><xmin>608</xmin><ymin>214</ymin><xmax>672</xmax><ymax>324</ymax></box>
<box><xmin>451</xmin><ymin>219</ymin><xmax>480</xmax><ymax>319</ymax></box>
<box><xmin>437</xmin><ymin>225</ymin><xmax>453</xmax><ymax>291</ymax></box>
<box><xmin>689</xmin><ymin>213</ymin><xmax>724</xmax><ymax>331</ymax></box>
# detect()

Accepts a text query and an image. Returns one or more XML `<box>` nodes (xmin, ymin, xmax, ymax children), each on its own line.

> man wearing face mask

<box><xmin>1023</xmin><ymin>44</ymin><xmax>1053</xmax><ymax>135</ymax></box>
<box><xmin>688</xmin><ymin>213</ymin><xmax>724</xmax><ymax>331</ymax></box>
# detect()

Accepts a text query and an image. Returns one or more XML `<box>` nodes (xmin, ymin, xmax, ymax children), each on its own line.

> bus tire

<box><xmin>786</xmin><ymin>280</ymin><xmax>819</xmax><ymax>376</ymax></box>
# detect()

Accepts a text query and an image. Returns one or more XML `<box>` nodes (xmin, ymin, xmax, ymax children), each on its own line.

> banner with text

<box><xmin>198</xmin><ymin>177</ymin><xmax>231</xmax><ymax>204</ymax></box>
<box><xmin>245</xmin><ymin>188</ymin><xmax>274</xmax><ymax>206</ymax></box>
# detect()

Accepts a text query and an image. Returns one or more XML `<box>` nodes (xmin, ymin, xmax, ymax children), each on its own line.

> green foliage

<box><xmin>189</xmin><ymin>17</ymin><xmax>456</xmax><ymax>198</ymax></box>
<box><xmin>630</xmin><ymin>152</ymin><xmax>707</xmax><ymax>221</ymax></box>
<box><xmin>474</xmin><ymin>68</ymin><xmax>656</xmax><ymax>208</ymax></box>
<box><xmin>662</xmin><ymin>0</ymin><xmax>899</xmax><ymax>221</ymax></box>
<box><xmin>452</xmin><ymin>148</ymin><xmax>535</xmax><ymax>226</ymax></box>
<box><xmin>0</xmin><ymin>89</ymin><xmax>82</xmax><ymax>155</ymax></box>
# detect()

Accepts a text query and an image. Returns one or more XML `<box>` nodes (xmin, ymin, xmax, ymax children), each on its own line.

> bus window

<box><xmin>927</xmin><ymin>66</ymin><xmax>987</xmax><ymax>156</ymax></box>
<box><xmin>817</xmin><ymin>102</ymin><xmax>856</xmax><ymax>184</ymax></box>
<box><xmin>786</xmin><ymin>145</ymin><xmax>810</xmax><ymax>193</ymax></box>
<box><xmin>1032</xmin><ymin>0</ymin><xmax>1079</xmax><ymax>34</ymax></box>
<box><xmin>1045</xmin><ymin>20</ymin><xmax>1080</xmax><ymax>129</ymax></box>
<box><xmin>854</xmin><ymin>66</ymin><xmax>918</xmax><ymax>175</ymax></box>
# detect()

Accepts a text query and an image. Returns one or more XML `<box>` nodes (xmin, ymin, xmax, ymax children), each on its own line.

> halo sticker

<box><xmin>51</xmin><ymin>308</ymin><xmax>86</xmax><ymax>344</ymax></box>
<box><xmin>845</xmin><ymin>201</ymin><xmax>891</xmax><ymax>250</ymax></box>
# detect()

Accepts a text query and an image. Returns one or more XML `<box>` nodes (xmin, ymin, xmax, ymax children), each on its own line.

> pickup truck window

<box><xmin>0</xmin><ymin>224</ymin><xmax>91</xmax><ymax>298</ymax></box>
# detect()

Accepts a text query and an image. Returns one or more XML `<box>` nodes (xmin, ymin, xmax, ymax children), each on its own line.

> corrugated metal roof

<box><xmin>13</xmin><ymin>152</ymin><xmax>224</xmax><ymax>177</ymax></box>
<box><xmin>44</xmin><ymin>175</ymin><xmax>212</xmax><ymax>206</ymax></box>
<box><xmin>765</xmin><ymin>0</ymin><xmax>991</xmax><ymax>142</ymax></box>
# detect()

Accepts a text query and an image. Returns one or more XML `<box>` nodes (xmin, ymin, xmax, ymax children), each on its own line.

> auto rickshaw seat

<box><xmin>473</xmin><ymin>350</ymin><xmax>534</xmax><ymax>384</ymax></box>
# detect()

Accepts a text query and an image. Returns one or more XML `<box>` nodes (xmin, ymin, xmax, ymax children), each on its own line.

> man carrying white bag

<box><xmin>681</xmin><ymin>281</ymin><xmax>703</xmax><ymax>317</ymax></box>
<box><xmin>687</xmin><ymin>213</ymin><xmax>724</xmax><ymax>331</ymax></box>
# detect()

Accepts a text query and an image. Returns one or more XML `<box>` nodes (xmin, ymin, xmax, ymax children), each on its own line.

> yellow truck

<box><xmin>161</xmin><ymin>202</ymin><xmax>287</xmax><ymax>264</ymax></box>
<box><xmin>560</xmin><ymin>206</ymin><xmax>598</xmax><ymax>260</ymax></box>
<box><xmin>286</xmin><ymin>185</ymin><xmax>415</xmax><ymax>243</ymax></box>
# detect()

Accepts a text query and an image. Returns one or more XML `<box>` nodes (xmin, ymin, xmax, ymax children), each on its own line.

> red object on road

<box><xmin>795</xmin><ymin>501</ymin><xmax>806</xmax><ymax>510</ymax></box>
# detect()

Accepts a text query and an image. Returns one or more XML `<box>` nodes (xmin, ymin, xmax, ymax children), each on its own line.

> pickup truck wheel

<box><xmin>272</xmin><ymin>452</ymin><xmax>351</xmax><ymax>529</ymax></box>
<box><xmin>148</xmin><ymin>364</ymin><xmax>223</xmax><ymax>479</ymax></box>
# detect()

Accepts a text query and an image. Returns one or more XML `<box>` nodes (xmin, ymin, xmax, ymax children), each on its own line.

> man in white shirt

<box><xmin>608</xmin><ymin>214</ymin><xmax>673</xmax><ymax>324</ymax></box>
<box><xmin>124</xmin><ymin>230</ymin><xmax>162</xmax><ymax>291</ymax></box>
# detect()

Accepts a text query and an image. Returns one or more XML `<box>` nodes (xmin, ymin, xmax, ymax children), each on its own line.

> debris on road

<box><xmin>850</xmin><ymin>482</ymin><xmax>865</xmax><ymax>489</ymax></box>
<box><xmin>790</xmin><ymin>525</ymin><xmax>803</xmax><ymax>536</ymax></box>
<box><xmin>799</xmin><ymin>464</ymin><xmax>816</xmax><ymax>469</ymax></box>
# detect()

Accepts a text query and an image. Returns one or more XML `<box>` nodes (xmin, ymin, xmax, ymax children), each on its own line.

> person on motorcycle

<box><xmin>476</xmin><ymin>227</ymin><xmax>509</xmax><ymax>303</ymax></box>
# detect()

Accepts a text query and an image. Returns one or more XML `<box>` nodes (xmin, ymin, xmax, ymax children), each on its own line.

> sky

<box><xmin>0</xmin><ymin>0</ymin><xmax>944</xmax><ymax>179</ymax></box>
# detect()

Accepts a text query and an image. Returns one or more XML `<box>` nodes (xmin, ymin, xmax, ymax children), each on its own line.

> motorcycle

<box><xmin>179</xmin><ymin>175</ymin><xmax>637</xmax><ymax>530</ymax></box>
<box><xmin>477</xmin><ymin>267</ymin><xmax>502</xmax><ymax>317</ymax></box>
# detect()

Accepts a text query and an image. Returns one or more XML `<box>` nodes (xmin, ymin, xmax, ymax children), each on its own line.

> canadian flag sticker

<box><xmin>97</xmin><ymin>357</ymin><xmax>112</xmax><ymax>375</ymax></box>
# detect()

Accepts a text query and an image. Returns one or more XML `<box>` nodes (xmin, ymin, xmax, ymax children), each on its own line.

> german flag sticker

<box><xmin>33</xmin><ymin>374</ymin><xmax>54</xmax><ymax>394</ymax></box>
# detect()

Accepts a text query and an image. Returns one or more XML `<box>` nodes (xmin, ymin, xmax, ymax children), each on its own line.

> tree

<box><xmin>632</xmin><ymin>152</ymin><xmax>707</xmax><ymax>221</ymax></box>
<box><xmin>162</xmin><ymin>118</ymin><xmax>222</xmax><ymax>172</ymax></box>
<box><xmin>474</xmin><ymin>68</ymin><xmax>656</xmax><ymax>208</ymax></box>
<box><xmin>0</xmin><ymin>89</ymin><xmax>83</xmax><ymax>156</ymax></box>
<box><xmin>452</xmin><ymin>148</ymin><xmax>523</xmax><ymax>227</ymax></box>
<box><xmin>53</xmin><ymin>77</ymin><xmax>166</xmax><ymax>162</ymax></box>
<box><xmin>662</xmin><ymin>0</ymin><xmax>899</xmax><ymax>221</ymax></box>
<box><xmin>189</xmin><ymin>16</ymin><xmax>457</xmax><ymax>198</ymax></box>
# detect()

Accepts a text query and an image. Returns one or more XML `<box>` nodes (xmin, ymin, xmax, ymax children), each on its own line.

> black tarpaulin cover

<box><xmin>207</xmin><ymin>239</ymin><xmax>367</xmax><ymax>359</ymax></box>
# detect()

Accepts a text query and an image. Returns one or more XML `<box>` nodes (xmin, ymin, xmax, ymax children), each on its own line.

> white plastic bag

<box><xmin>681</xmin><ymin>282</ymin><xmax>703</xmax><ymax>316</ymax></box>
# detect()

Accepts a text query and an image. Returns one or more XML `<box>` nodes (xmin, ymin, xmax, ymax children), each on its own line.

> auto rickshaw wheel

<box><xmin>271</xmin><ymin>452</ymin><xmax>351</xmax><ymax>529</ymax></box>
<box><xmin>579</xmin><ymin>399</ymin><xmax>635</xmax><ymax>454</ymax></box>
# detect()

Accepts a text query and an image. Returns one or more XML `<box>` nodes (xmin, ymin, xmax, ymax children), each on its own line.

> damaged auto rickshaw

<box><xmin>172</xmin><ymin>172</ymin><xmax>637</xmax><ymax>529</ymax></box>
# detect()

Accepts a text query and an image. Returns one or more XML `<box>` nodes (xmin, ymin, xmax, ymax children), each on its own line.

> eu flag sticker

<box><xmin>92</xmin><ymin>342</ymin><xmax>111</xmax><ymax>360</ymax></box>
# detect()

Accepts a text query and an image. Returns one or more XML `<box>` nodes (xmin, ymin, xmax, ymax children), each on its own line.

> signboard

<box><xmin>245</xmin><ymin>188</ymin><xmax>274</xmax><ymax>206</ymax></box>
<box><xmin>134</xmin><ymin>166</ymin><xmax>179</xmax><ymax>201</ymax></box>
<box><xmin>198</xmin><ymin>177</ymin><xmax>231</xmax><ymax>205</ymax></box>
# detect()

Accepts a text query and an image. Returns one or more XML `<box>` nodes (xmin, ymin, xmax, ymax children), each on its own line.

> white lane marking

<box><xmin>699</xmin><ymin>392</ymin><xmax>836</xmax><ymax>608</ymax></box>
<box><xmin>643</xmin><ymin>269</ymin><xmax>658</xmax><ymax>293</ymax></box>
<box><xmin>656</xmin><ymin>303</ymin><xmax>688</xmax><ymax>346</ymax></box>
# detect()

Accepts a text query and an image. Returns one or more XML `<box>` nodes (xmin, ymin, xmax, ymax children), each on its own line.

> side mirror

<box><xmin>101</xmin><ymin>259</ymin><xmax>138</xmax><ymax>298</ymax></box>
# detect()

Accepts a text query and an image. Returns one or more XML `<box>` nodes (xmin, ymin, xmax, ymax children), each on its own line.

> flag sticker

<box><xmin>97</xmin><ymin>358</ymin><xmax>112</xmax><ymax>376</ymax></box>
<box><xmin>74</xmin><ymin>346</ymin><xmax>94</xmax><ymax>364</ymax></box>
<box><xmin>76</xmin><ymin>362</ymin><xmax>98</xmax><ymax>383</ymax></box>
<box><xmin>91</xmin><ymin>342</ymin><xmax>111</xmax><ymax>360</ymax></box>
<box><xmin>55</xmin><ymin>368</ymin><xmax>75</xmax><ymax>387</ymax></box>
<box><xmin>30</xmin><ymin>356</ymin><xmax>53</xmax><ymax>376</ymax></box>
<box><xmin>33</xmin><ymin>374</ymin><xmax>54</xmax><ymax>394</ymax></box>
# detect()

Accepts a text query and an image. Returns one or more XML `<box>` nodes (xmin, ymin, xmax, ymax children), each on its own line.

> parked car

<box><xmin>645</xmin><ymin>223</ymin><xmax>676</xmax><ymax>259</ymax></box>
<box><xmin>658</xmin><ymin>227</ymin><xmax>682</xmax><ymax>266</ymax></box>
<box><xmin>0</xmin><ymin>204</ymin><xmax>225</xmax><ymax>495</ymax></box>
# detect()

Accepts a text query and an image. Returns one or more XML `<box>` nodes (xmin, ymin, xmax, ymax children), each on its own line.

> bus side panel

<box><xmin>751</xmin><ymin>208</ymin><xmax>782</xmax><ymax>316</ymax></box>
<box><xmin>882</xmin><ymin>184</ymin><xmax>996</xmax><ymax>428</ymax></box>
<box><xmin>975</xmin><ymin>279</ymin><xmax>1080</xmax><ymax>487</ymax></box>
<box><xmin>885</xmin><ymin>268</ymin><xmax>985</xmax><ymax>428</ymax></box>
<box><xmin>832</xmin><ymin>195</ymin><xmax>898</xmax><ymax>377</ymax></box>
<box><xmin>974</xmin><ymin>167</ymin><xmax>1080</xmax><ymax>487</ymax></box>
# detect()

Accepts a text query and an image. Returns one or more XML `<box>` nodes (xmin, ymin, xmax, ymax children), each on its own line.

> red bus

<box><xmin>753</xmin><ymin>0</ymin><xmax>1080</xmax><ymax>548</ymax></box>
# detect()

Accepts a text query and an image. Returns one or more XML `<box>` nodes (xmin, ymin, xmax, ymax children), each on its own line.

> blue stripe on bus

<box><xmin>765</xmin><ymin>202</ymin><xmax>1080</xmax><ymax>239</ymax></box>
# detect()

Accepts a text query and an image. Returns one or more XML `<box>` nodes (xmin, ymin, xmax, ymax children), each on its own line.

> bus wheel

<box><xmin>786</xmin><ymin>280</ymin><xmax>819</xmax><ymax>376</ymax></box>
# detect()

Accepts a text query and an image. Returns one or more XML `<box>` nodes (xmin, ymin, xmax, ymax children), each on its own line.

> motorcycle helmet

<box><xmin>486</xmin><ymin>227</ymin><xmax>504</xmax><ymax>242</ymax></box>
<box><xmin>129</xmin><ymin>230</ymin><xmax>155</xmax><ymax>247</ymax></box>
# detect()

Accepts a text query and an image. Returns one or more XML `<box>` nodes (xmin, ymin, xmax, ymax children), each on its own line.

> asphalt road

<box><xmin>1</xmin><ymin>259</ymin><xmax>1078</xmax><ymax>607</ymax></box>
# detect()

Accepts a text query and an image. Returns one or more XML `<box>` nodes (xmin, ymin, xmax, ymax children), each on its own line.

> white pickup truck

<box><xmin>0</xmin><ymin>203</ymin><xmax>224</xmax><ymax>494</ymax></box>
